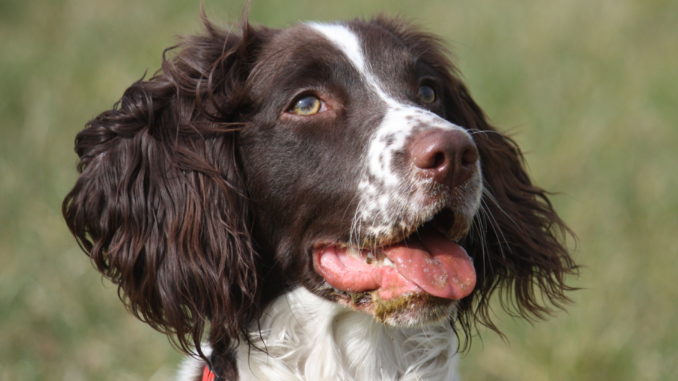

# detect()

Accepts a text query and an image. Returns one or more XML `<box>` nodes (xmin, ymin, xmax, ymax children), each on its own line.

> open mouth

<box><xmin>312</xmin><ymin>209</ymin><xmax>476</xmax><ymax>303</ymax></box>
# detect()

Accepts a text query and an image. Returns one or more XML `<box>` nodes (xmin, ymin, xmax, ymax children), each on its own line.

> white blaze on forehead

<box><xmin>307</xmin><ymin>23</ymin><xmax>367</xmax><ymax>76</ymax></box>
<box><xmin>308</xmin><ymin>22</ymin><xmax>396</xmax><ymax>106</ymax></box>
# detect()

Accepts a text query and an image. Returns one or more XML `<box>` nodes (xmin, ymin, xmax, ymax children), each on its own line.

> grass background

<box><xmin>1</xmin><ymin>0</ymin><xmax>676</xmax><ymax>380</ymax></box>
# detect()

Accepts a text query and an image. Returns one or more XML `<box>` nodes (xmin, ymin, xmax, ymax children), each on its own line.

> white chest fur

<box><xmin>180</xmin><ymin>288</ymin><xmax>460</xmax><ymax>381</ymax></box>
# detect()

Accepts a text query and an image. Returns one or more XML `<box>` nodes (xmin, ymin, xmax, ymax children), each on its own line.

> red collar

<box><xmin>202</xmin><ymin>365</ymin><xmax>216</xmax><ymax>381</ymax></box>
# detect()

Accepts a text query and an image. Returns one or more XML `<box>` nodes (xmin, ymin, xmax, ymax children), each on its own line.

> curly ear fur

<box><xmin>62</xmin><ymin>20</ymin><xmax>267</xmax><ymax>369</ymax></box>
<box><xmin>449</xmin><ymin>82</ymin><xmax>578</xmax><ymax>340</ymax></box>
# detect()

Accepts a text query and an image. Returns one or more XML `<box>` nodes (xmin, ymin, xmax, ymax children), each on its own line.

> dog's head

<box><xmin>64</xmin><ymin>15</ymin><xmax>575</xmax><ymax>372</ymax></box>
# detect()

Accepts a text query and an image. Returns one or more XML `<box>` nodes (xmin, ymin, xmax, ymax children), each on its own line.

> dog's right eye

<box><xmin>289</xmin><ymin>95</ymin><xmax>322</xmax><ymax>116</ymax></box>
<box><xmin>417</xmin><ymin>85</ymin><xmax>437</xmax><ymax>104</ymax></box>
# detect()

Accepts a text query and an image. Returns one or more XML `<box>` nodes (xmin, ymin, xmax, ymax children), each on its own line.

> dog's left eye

<box><xmin>289</xmin><ymin>95</ymin><xmax>322</xmax><ymax>116</ymax></box>
<box><xmin>417</xmin><ymin>85</ymin><xmax>436</xmax><ymax>104</ymax></box>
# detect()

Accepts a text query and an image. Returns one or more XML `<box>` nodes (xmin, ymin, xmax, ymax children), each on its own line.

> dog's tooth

<box><xmin>347</xmin><ymin>247</ymin><xmax>363</xmax><ymax>258</ymax></box>
<box><xmin>383</xmin><ymin>257</ymin><xmax>395</xmax><ymax>267</ymax></box>
<box><xmin>365</xmin><ymin>251</ymin><xmax>376</xmax><ymax>264</ymax></box>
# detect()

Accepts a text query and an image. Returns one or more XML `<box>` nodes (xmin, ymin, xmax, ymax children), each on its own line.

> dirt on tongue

<box><xmin>314</xmin><ymin>229</ymin><xmax>476</xmax><ymax>300</ymax></box>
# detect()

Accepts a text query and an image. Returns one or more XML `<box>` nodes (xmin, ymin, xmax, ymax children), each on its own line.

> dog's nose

<box><xmin>409</xmin><ymin>129</ymin><xmax>479</xmax><ymax>187</ymax></box>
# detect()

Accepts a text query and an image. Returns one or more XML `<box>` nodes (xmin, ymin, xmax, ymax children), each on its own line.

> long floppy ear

<box><xmin>62</xmin><ymin>19</ymin><xmax>269</xmax><ymax>373</ymax></box>
<box><xmin>447</xmin><ymin>81</ymin><xmax>578</xmax><ymax>338</ymax></box>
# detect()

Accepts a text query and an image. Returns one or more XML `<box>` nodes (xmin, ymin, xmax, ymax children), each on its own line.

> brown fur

<box><xmin>63</xmin><ymin>16</ymin><xmax>576</xmax><ymax>379</ymax></box>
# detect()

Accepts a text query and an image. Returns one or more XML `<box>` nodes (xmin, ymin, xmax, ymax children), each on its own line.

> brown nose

<box><xmin>409</xmin><ymin>129</ymin><xmax>479</xmax><ymax>187</ymax></box>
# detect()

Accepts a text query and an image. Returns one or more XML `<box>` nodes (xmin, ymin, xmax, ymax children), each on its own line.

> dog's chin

<box><xmin>333</xmin><ymin>289</ymin><xmax>458</xmax><ymax>327</ymax></box>
<box><xmin>311</xmin><ymin>207</ymin><xmax>475</xmax><ymax>327</ymax></box>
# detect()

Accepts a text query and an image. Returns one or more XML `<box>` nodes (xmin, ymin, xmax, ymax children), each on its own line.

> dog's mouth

<box><xmin>312</xmin><ymin>209</ymin><xmax>476</xmax><ymax>304</ymax></box>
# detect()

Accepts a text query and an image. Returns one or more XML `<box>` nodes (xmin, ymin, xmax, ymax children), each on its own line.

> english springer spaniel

<box><xmin>63</xmin><ymin>16</ymin><xmax>576</xmax><ymax>381</ymax></box>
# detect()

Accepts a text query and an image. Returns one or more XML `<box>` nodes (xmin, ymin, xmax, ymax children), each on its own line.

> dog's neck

<box><xmin>233</xmin><ymin>287</ymin><xmax>460</xmax><ymax>381</ymax></box>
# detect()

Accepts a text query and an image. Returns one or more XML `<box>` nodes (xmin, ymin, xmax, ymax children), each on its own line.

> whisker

<box><xmin>479</xmin><ymin>196</ymin><xmax>509</xmax><ymax>260</ymax></box>
<box><xmin>467</xmin><ymin>129</ymin><xmax>505</xmax><ymax>138</ymax></box>
<box><xmin>468</xmin><ymin>212</ymin><xmax>489</xmax><ymax>281</ymax></box>
<box><xmin>481</xmin><ymin>187</ymin><xmax>520</xmax><ymax>229</ymax></box>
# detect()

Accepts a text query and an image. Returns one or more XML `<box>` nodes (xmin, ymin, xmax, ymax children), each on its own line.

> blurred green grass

<box><xmin>1</xmin><ymin>0</ymin><xmax>676</xmax><ymax>380</ymax></box>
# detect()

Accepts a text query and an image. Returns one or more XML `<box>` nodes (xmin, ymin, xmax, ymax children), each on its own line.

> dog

<box><xmin>63</xmin><ymin>15</ymin><xmax>576</xmax><ymax>381</ymax></box>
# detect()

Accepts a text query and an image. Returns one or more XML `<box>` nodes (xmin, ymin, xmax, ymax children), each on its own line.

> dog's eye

<box><xmin>290</xmin><ymin>95</ymin><xmax>322</xmax><ymax>116</ymax></box>
<box><xmin>417</xmin><ymin>85</ymin><xmax>436</xmax><ymax>104</ymax></box>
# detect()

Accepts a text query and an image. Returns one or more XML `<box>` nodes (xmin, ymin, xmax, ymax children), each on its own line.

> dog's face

<box><xmin>239</xmin><ymin>21</ymin><xmax>482</xmax><ymax>325</ymax></box>
<box><xmin>64</xmin><ymin>17</ymin><xmax>575</xmax><ymax>371</ymax></box>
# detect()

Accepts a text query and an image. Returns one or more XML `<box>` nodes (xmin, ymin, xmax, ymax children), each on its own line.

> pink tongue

<box><xmin>313</xmin><ymin>230</ymin><xmax>476</xmax><ymax>300</ymax></box>
<box><xmin>382</xmin><ymin>230</ymin><xmax>476</xmax><ymax>300</ymax></box>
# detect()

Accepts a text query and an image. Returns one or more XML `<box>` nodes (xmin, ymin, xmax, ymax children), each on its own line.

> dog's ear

<box><xmin>62</xmin><ymin>19</ymin><xmax>271</xmax><ymax>364</ymax></box>
<box><xmin>447</xmin><ymin>81</ymin><xmax>577</xmax><ymax>338</ymax></box>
